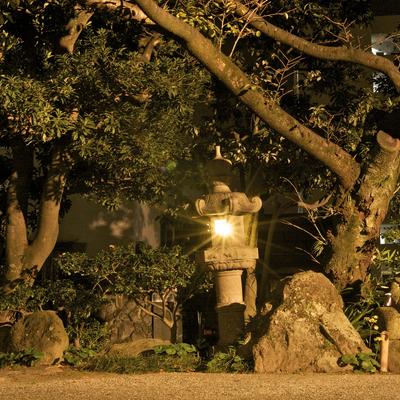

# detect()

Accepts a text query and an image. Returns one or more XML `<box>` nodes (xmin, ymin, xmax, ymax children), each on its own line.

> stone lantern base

<box><xmin>216</xmin><ymin>303</ymin><xmax>246</xmax><ymax>347</ymax></box>
<box><xmin>214</xmin><ymin>270</ymin><xmax>246</xmax><ymax>347</ymax></box>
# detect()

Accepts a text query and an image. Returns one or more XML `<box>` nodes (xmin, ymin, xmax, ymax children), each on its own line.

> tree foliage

<box><xmin>0</xmin><ymin>0</ymin><xmax>211</xmax><ymax>291</ymax></box>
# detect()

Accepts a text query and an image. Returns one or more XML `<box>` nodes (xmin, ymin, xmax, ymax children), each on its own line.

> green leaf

<box><xmin>339</xmin><ymin>354</ymin><xmax>358</xmax><ymax>365</ymax></box>
<box><xmin>165</xmin><ymin>347</ymin><xmax>177</xmax><ymax>355</ymax></box>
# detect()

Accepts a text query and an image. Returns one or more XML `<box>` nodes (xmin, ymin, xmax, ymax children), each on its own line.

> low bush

<box><xmin>78</xmin><ymin>342</ymin><xmax>251</xmax><ymax>374</ymax></box>
<box><xmin>82</xmin><ymin>352</ymin><xmax>201</xmax><ymax>373</ymax></box>
<box><xmin>0</xmin><ymin>348</ymin><xmax>42</xmax><ymax>368</ymax></box>
<box><xmin>206</xmin><ymin>346</ymin><xmax>250</xmax><ymax>373</ymax></box>
<box><xmin>338</xmin><ymin>352</ymin><xmax>380</xmax><ymax>373</ymax></box>
<box><xmin>63</xmin><ymin>347</ymin><xmax>97</xmax><ymax>367</ymax></box>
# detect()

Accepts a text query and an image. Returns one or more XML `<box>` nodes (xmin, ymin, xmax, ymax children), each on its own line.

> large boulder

<box><xmin>9</xmin><ymin>311</ymin><xmax>69</xmax><ymax>365</ymax></box>
<box><xmin>253</xmin><ymin>271</ymin><xmax>368</xmax><ymax>373</ymax></box>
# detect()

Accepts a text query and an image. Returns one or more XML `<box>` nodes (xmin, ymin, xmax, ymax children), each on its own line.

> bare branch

<box><xmin>218</xmin><ymin>0</ymin><xmax>400</xmax><ymax>91</ymax></box>
<box><xmin>298</xmin><ymin>194</ymin><xmax>332</xmax><ymax>211</ymax></box>
<box><xmin>281</xmin><ymin>219</ymin><xmax>324</xmax><ymax>244</ymax></box>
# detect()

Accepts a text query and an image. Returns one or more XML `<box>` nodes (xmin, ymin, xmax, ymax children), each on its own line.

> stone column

<box><xmin>214</xmin><ymin>270</ymin><xmax>246</xmax><ymax>346</ymax></box>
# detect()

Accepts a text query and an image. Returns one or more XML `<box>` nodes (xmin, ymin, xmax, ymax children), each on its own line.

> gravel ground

<box><xmin>1</xmin><ymin>366</ymin><xmax>399</xmax><ymax>400</ymax></box>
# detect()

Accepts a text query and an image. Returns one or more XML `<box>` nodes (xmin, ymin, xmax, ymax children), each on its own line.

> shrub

<box><xmin>206</xmin><ymin>346</ymin><xmax>249</xmax><ymax>373</ymax></box>
<box><xmin>63</xmin><ymin>347</ymin><xmax>97</xmax><ymax>367</ymax></box>
<box><xmin>54</xmin><ymin>244</ymin><xmax>210</xmax><ymax>343</ymax></box>
<box><xmin>82</xmin><ymin>350</ymin><xmax>201</xmax><ymax>373</ymax></box>
<box><xmin>0</xmin><ymin>244</ymin><xmax>210</xmax><ymax>347</ymax></box>
<box><xmin>338</xmin><ymin>352</ymin><xmax>380</xmax><ymax>373</ymax></box>
<box><xmin>0</xmin><ymin>348</ymin><xmax>42</xmax><ymax>368</ymax></box>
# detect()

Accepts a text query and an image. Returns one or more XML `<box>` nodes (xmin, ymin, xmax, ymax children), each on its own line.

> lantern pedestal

<box><xmin>214</xmin><ymin>270</ymin><xmax>246</xmax><ymax>346</ymax></box>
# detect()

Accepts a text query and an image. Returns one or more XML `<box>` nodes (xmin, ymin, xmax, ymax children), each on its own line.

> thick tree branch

<box><xmin>5</xmin><ymin>171</ymin><xmax>28</xmax><ymax>282</ymax></box>
<box><xmin>22</xmin><ymin>141</ymin><xmax>72</xmax><ymax>279</ymax></box>
<box><xmin>11</xmin><ymin>141</ymin><xmax>33</xmax><ymax>217</ymax></box>
<box><xmin>377</xmin><ymin>130</ymin><xmax>400</xmax><ymax>153</ymax></box>
<box><xmin>221</xmin><ymin>0</ymin><xmax>400</xmax><ymax>92</ymax></box>
<box><xmin>133</xmin><ymin>0</ymin><xmax>360</xmax><ymax>189</ymax></box>
<box><xmin>4</xmin><ymin>143</ymin><xmax>33</xmax><ymax>281</ymax></box>
<box><xmin>141</xmin><ymin>34</ymin><xmax>161</xmax><ymax>62</ymax></box>
<box><xmin>60</xmin><ymin>0</ymin><xmax>155</xmax><ymax>53</ymax></box>
<box><xmin>59</xmin><ymin>5</ymin><xmax>93</xmax><ymax>53</ymax></box>
<box><xmin>359</xmin><ymin>130</ymin><xmax>400</xmax><ymax>226</ymax></box>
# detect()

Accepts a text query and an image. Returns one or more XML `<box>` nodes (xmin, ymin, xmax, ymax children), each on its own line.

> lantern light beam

<box><xmin>213</xmin><ymin>219</ymin><xmax>233</xmax><ymax>237</ymax></box>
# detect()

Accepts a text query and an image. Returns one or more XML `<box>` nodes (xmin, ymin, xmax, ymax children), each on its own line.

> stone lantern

<box><xmin>195</xmin><ymin>146</ymin><xmax>262</xmax><ymax>347</ymax></box>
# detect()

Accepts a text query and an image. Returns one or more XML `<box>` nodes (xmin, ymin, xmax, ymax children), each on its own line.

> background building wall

<box><xmin>58</xmin><ymin>195</ymin><xmax>160</xmax><ymax>255</ymax></box>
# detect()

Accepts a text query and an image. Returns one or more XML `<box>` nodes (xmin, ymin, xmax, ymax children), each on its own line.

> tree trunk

<box><xmin>243</xmin><ymin>213</ymin><xmax>258</xmax><ymax>320</ymax></box>
<box><xmin>170</xmin><ymin>321</ymin><xmax>178</xmax><ymax>344</ymax></box>
<box><xmin>1</xmin><ymin>141</ymin><xmax>70</xmax><ymax>294</ymax></box>
<box><xmin>326</xmin><ymin>132</ymin><xmax>400</xmax><ymax>290</ymax></box>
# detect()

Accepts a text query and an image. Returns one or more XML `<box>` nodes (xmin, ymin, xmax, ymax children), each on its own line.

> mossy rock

<box><xmin>9</xmin><ymin>311</ymin><xmax>69</xmax><ymax>365</ymax></box>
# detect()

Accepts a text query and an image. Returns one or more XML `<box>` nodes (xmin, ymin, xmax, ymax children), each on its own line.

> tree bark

<box><xmin>326</xmin><ymin>131</ymin><xmax>400</xmax><ymax>289</ymax></box>
<box><xmin>243</xmin><ymin>213</ymin><xmax>258</xmax><ymax>320</ymax></box>
<box><xmin>2</xmin><ymin>142</ymin><xmax>71</xmax><ymax>293</ymax></box>
<box><xmin>4</xmin><ymin>143</ymin><xmax>32</xmax><ymax>283</ymax></box>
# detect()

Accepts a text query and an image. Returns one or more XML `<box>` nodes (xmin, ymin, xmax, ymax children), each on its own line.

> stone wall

<box><xmin>98</xmin><ymin>295</ymin><xmax>152</xmax><ymax>343</ymax></box>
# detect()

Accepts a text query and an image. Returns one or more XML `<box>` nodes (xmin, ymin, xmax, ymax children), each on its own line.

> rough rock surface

<box><xmin>376</xmin><ymin>306</ymin><xmax>400</xmax><ymax>339</ymax></box>
<box><xmin>106</xmin><ymin>338</ymin><xmax>171</xmax><ymax>357</ymax></box>
<box><xmin>388</xmin><ymin>340</ymin><xmax>400</xmax><ymax>372</ymax></box>
<box><xmin>98</xmin><ymin>295</ymin><xmax>152</xmax><ymax>343</ymax></box>
<box><xmin>9</xmin><ymin>311</ymin><xmax>69</xmax><ymax>364</ymax></box>
<box><xmin>253</xmin><ymin>271</ymin><xmax>367</xmax><ymax>373</ymax></box>
<box><xmin>376</xmin><ymin>306</ymin><xmax>400</xmax><ymax>372</ymax></box>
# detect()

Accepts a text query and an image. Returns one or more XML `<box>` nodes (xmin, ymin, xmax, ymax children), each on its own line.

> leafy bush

<box><xmin>344</xmin><ymin>248</ymin><xmax>400</xmax><ymax>349</ymax></box>
<box><xmin>0</xmin><ymin>244</ymin><xmax>209</xmax><ymax>347</ymax></box>
<box><xmin>63</xmin><ymin>347</ymin><xmax>97</xmax><ymax>367</ymax></box>
<box><xmin>154</xmin><ymin>343</ymin><xmax>197</xmax><ymax>356</ymax></box>
<box><xmin>206</xmin><ymin>346</ymin><xmax>249</xmax><ymax>373</ymax></box>
<box><xmin>82</xmin><ymin>351</ymin><xmax>201</xmax><ymax>373</ymax></box>
<box><xmin>76</xmin><ymin>342</ymin><xmax>253</xmax><ymax>374</ymax></box>
<box><xmin>54</xmin><ymin>244</ymin><xmax>208</xmax><ymax>343</ymax></box>
<box><xmin>338</xmin><ymin>352</ymin><xmax>380</xmax><ymax>373</ymax></box>
<box><xmin>0</xmin><ymin>348</ymin><xmax>42</xmax><ymax>368</ymax></box>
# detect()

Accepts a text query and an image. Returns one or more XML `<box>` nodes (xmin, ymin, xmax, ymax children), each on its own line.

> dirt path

<box><xmin>0</xmin><ymin>366</ymin><xmax>399</xmax><ymax>400</ymax></box>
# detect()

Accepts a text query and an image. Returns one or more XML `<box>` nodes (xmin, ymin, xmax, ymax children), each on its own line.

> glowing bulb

<box><xmin>214</xmin><ymin>219</ymin><xmax>233</xmax><ymax>237</ymax></box>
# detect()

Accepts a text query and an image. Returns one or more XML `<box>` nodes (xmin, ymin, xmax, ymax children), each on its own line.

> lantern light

<box><xmin>213</xmin><ymin>219</ymin><xmax>233</xmax><ymax>237</ymax></box>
